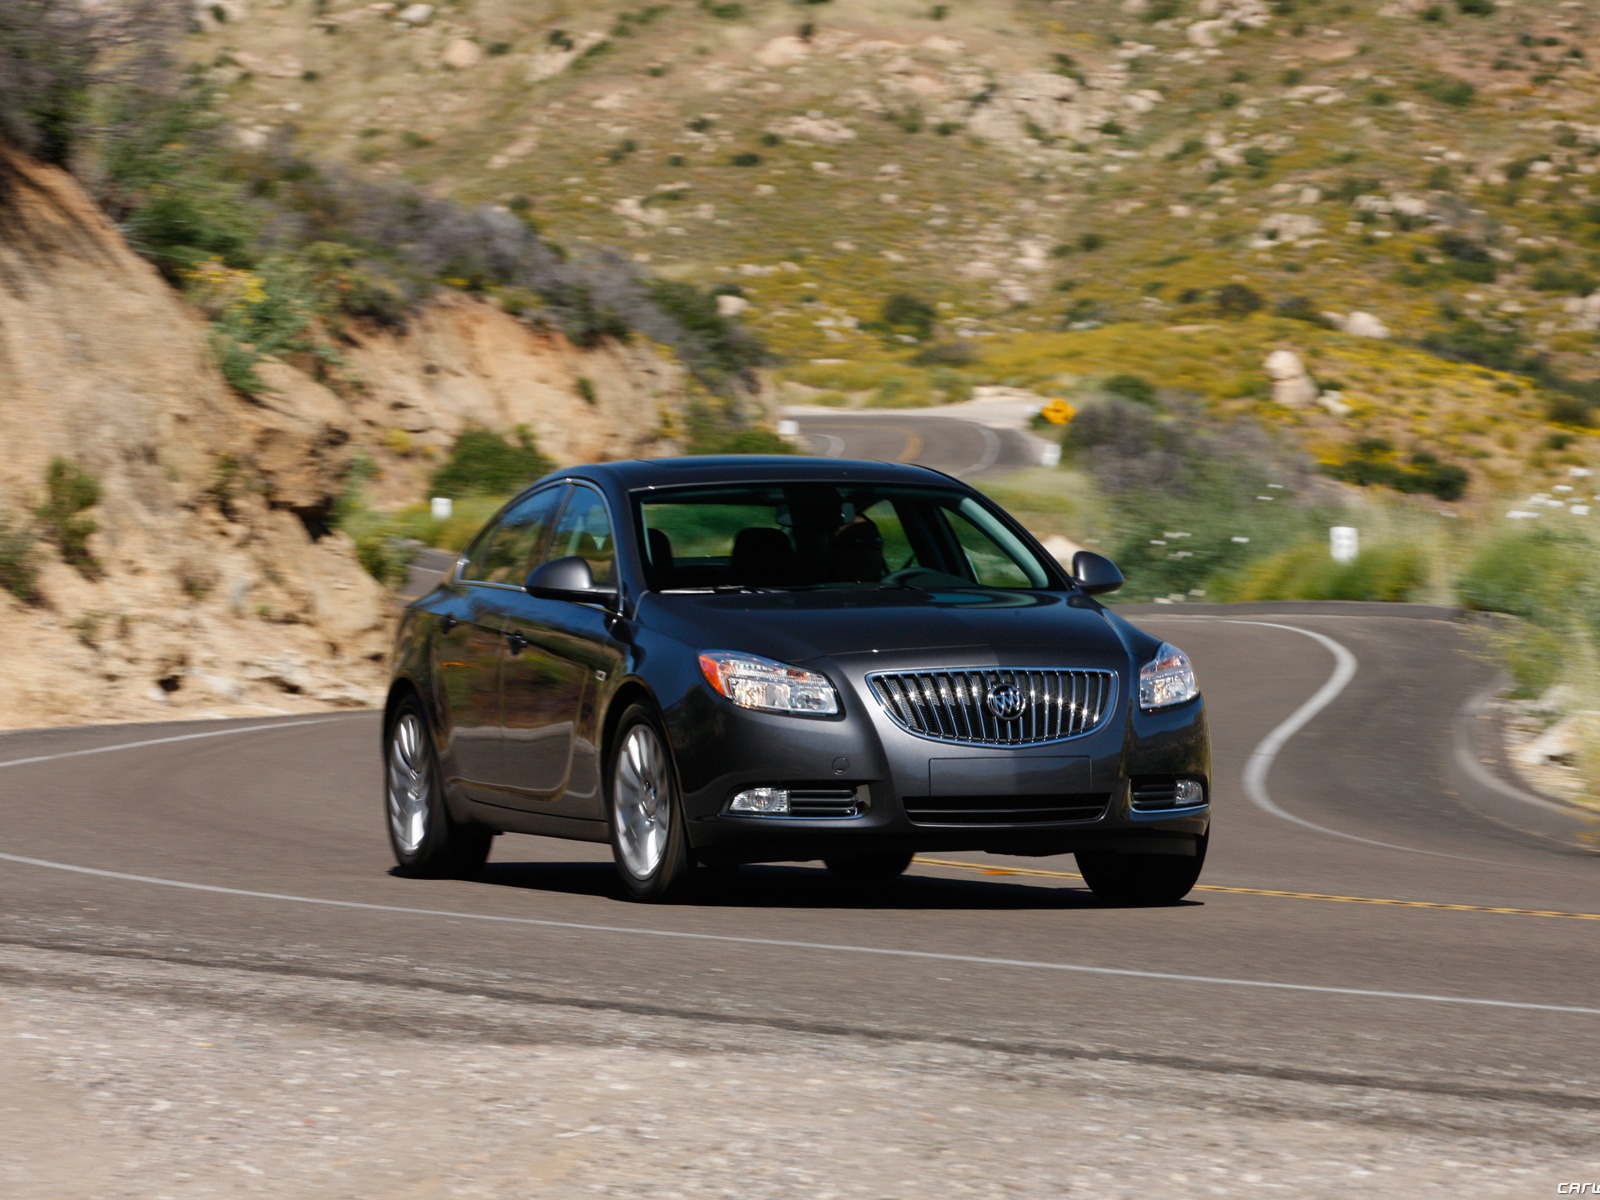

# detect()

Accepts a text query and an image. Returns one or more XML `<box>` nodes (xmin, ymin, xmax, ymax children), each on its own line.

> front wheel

<box><xmin>1076</xmin><ymin>835</ymin><xmax>1207</xmax><ymax>906</ymax></box>
<box><xmin>385</xmin><ymin>696</ymin><xmax>493</xmax><ymax>879</ymax></box>
<box><xmin>608</xmin><ymin>705</ymin><xmax>693</xmax><ymax>902</ymax></box>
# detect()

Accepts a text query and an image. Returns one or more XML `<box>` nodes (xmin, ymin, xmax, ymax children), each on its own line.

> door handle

<box><xmin>506</xmin><ymin>631</ymin><xmax>529</xmax><ymax>655</ymax></box>
<box><xmin>438</xmin><ymin>613</ymin><xmax>457</xmax><ymax>633</ymax></box>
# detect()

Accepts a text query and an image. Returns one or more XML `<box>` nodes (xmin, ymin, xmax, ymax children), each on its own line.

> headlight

<box><xmin>1139</xmin><ymin>643</ymin><xmax>1198</xmax><ymax>710</ymax></box>
<box><xmin>698</xmin><ymin>651</ymin><xmax>839</xmax><ymax>715</ymax></box>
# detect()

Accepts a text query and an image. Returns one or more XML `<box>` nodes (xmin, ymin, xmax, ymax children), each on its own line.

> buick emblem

<box><xmin>986</xmin><ymin>679</ymin><xmax>1027</xmax><ymax>721</ymax></box>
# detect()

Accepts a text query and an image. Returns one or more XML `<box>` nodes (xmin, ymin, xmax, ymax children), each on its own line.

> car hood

<box><xmin>645</xmin><ymin>588</ymin><xmax>1138</xmax><ymax>671</ymax></box>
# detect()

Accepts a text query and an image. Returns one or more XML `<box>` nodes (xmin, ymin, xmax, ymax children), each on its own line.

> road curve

<box><xmin>2</xmin><ymin>606</ymin><xmax>1596</xmax><ymax>1160</ymax></box>
<box><xmin>790</xmin><ymin>410</ymin><xmax>1044</xmax><ymax>479</ymax></box>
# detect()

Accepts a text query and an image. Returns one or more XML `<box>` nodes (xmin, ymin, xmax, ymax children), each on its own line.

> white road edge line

<box><xmin>1453</xmin><ymin>686</ymin><xmax>1578</xmax><ymax>816</ymax></box>
<box><xmin>1</xmin><ymin>673</ymin><xmax>1587</xmax><ymax>1018</ymax></box>
<box><xmin>954</xmin><ymin>424</ymin><xmax>1001</xmax><ymax>478</ymax></box>
<box><xmin>1166</xmin><ymin>618</ymin><xmax>1498</xmax><ymax>862</ymax></box>
<box><xmin>0</xmin><ymin>848</ymin><xmax>1595</xmax><ymax>1016</ymax></box>
<box><xmin>0</xmin><ymin>716</ymin><xmax>360</xmax><ymax>772</ymax></box>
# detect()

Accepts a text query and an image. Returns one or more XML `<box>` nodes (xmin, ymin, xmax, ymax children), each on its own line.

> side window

<box><xmin>550</xmin><ymin>486</ymin><xmax>616</xmax><ymax>586</ymax></box>
<box><xmin>463</xmin><ymin>486</ymin><xmax>566</xmax><ymax>585</ymax></box>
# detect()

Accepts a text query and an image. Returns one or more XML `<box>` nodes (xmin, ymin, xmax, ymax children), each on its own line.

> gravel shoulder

<box><xmin>2</xmin><ymin>944</ymin><xmax>1592</xmax><ymax>1199</ymax></box>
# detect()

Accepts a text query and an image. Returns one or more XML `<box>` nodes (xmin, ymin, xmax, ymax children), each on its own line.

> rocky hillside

<box><xmin>0</xmin><ymin>144</ymin><xmax>687</xmax><ymax>728</ymax></box>
<box><xmin>195</xmin><ymin>0</ymin><xmax>1600</xmax><ymax>495</ymax></box>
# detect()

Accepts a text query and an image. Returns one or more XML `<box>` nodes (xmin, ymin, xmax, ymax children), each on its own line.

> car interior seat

<box><xmin>730</xmin><ymin>526</ymin><xmax>797</xmax><ymax>587</ymax></box>
<box><xmin>645</xmin><ymin>528</ymin><xmax>675</xmax><ymax>590</ymax></box>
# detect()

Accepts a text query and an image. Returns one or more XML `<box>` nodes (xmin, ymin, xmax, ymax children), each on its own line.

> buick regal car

<box><xmin>383</xmin><ymin>456</ymin><xmax>1210</xmax><ymax>904</ymax></box>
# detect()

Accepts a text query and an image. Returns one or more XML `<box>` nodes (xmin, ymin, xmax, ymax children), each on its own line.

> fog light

<box><xmin>1174</xmin><ymin>779</ymin><xmax>1205</xmax><ymax>806</ymax></box>
<box><xmin>731</xmin><ymin>788</ymin><xmax>790</xmax><ymax>814</ymax></box>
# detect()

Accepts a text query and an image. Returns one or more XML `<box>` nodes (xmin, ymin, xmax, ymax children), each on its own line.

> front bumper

<box><xmin>663</xmin><ymin>663</ymin><xmax>1211</xmax><ymax>866</ymax></box>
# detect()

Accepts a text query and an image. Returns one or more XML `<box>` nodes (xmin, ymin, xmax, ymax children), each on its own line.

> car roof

<box><xmin>559</xmin><ymin>456</ymin><xmax>961</xmax><ymax>492</ymax></box>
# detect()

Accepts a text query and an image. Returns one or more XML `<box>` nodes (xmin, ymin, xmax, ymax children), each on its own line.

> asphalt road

<box><xmin>2</xmin><ymin>609</ymin><xmax>1597</xmax><ymax>1144</ymax></box>
<box><xmin>790</xmin><ymin>410</ymin><xmax>1045</xmax><ymax>478</ymax></box>
<box><xmin>9</xmin><ymin>418</ymin><xmax>1596</xmax><ymax>1189</ymax></box>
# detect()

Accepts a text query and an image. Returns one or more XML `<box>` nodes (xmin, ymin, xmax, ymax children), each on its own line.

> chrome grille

<box><xmin>867</xmin><ymin>668</ymin><xmax>1117</xmax><ymax>747</ymax></box>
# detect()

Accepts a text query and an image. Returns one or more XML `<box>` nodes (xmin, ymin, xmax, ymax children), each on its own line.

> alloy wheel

<box><xmin>387</xmin><ymin>711</ymin><xmax>431</xmax><ymax>856</ymax></box>
<box><xmin>614</xmin><ymin>722</ymin><xmax>672</xmax><ymax>879</ymax></box>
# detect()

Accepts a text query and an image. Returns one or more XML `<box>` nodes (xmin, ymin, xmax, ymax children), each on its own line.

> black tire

<box><xmin>823</xmin><ymin>851</ymin><xmax>915</xmax><ymax>881</ymax></box>
<box><xmin>384</xmin><ymin>694</ymin><xmax>493</xmax><ymax>879</ymax></box>
<box><xmin>1076</xmin><ymin>834</ymin><xmax>1207</xmax><ymax>906</ymax></box>
<box><xmin>607</xmin><ymin>704</ymin><xmax>694</xmax><ymax>902</ymax></box>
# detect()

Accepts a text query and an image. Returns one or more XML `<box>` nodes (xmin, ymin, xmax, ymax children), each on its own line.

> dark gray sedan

<box><xmin>383</xmin><ymin>456</ymin><xmax>1210</xmax><ymax>903</ymax></box>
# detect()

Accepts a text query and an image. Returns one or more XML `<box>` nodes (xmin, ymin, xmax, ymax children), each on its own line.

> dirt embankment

<box><xmin>0</xmin><ymin>146</ymin><xmax>686</xmax><ymax>729</ymax></box>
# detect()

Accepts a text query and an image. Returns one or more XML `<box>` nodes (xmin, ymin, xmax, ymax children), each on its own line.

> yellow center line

<box><xmin>911</xmin><ymin>857</ymin><xmax>1600</xmax><ymax>921</ymax></box>
<box><xmin>823</xmin><ymin>423</ymin><xmax>925</xmax><ymax>464</ymax></box>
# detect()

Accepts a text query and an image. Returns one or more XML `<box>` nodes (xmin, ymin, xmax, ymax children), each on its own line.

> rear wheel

<box><xmin>823</xmin><ymin>851</ymin><xmax>915</xmax><ymax>881</ymax></box>
<box><xmin>608</xmin><ymin>705</ymin><xmax>693</xmax><ymax>902</ymax></box>
<box><xmin>385</xmin><ymin>695</ymin><xmax>493</xmax><ymax>879</ymax></box>
<box><xmin>1076</xmin><ymin>835</ymin><xmax>1207</xmax><ymax>906</ymax></box>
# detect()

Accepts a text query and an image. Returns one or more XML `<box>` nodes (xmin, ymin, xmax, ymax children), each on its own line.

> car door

<box><xmin>437</xmin><ymin>484</ymin><xmax>567</xmax><ymax>802</ymax></box>
<box><xmin>497</xmin><ymin>483</ymin><xmax>627</xmax><ymax>820</ymax></box>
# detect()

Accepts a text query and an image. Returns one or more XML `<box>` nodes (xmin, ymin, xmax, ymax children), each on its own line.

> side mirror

<box><xmin>1070</xmin><ymin>550</ymin><xmax>1124</xmax><ymax>596</ymax></box>
<box><xmin>525</xmin><ymin>556</ymin><xmax>618</xmax><ymax>607</ymax></box>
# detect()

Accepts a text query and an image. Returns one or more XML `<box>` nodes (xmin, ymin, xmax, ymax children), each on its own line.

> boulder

<box><xmin>1567</xmin><ymin>291</ymin><xmax>1600</xmax><ymax>332</ymax></box>
<box><xmin>397</xmin><ymin>3</ymin><xmax>433</xmax><ymax>25</ymax></box>
<box><xmin>1515</xmin><ymin>712</ymin><xmax>1600</xmax><ymax>768</ymax></box>
<box><xmin>755</xmin><ymin>36</ymin><xmax>810</xmax><ymax>69</ymax></box>
<box><xmin>1265</xmin><ymin>350</ymin><xmax>1318</xmax><ymax>409</ymax></box>
<box><xmin>441</xmin><ymin>39</ymin><xmax>482</xmax><ymax>70</ymax></box>
<box><xmin>1343</xmin><ymin>311</ymin><xmax>1390</xmax><ymax>339</ymax></box>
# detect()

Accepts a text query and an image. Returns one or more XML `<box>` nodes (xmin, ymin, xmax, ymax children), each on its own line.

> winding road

<box><xmin>788</xmin><ymin>408</ymin><xmax>1046</xmax><ymax>479</ymax></box>
<box><xmin>4</xmin><ymin>413</ymin><xmax>1598</xmax><ymax>1193</ymax></box>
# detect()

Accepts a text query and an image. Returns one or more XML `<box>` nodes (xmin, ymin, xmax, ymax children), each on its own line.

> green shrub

<box><xmin>1219</xmin><ymin>540</ymin><xmax>1429</xmax><ymax>602</ymax></box>
<box><xmin>386</xmin><ymin>495</ymin><xmax>511</xmax><ymax>552</ymax></box>
<box><xmin>0</xmin><ymin>0</ymin><xmax>98</xmax><ymax>165</ymax></box>
<box><xmin>34</xmin><ymin>457</ymin><xmax>100</xmax><ymax>575</ymax></box>
<box><xmin>1456</xmin><ymin>528</ymin><xmax>1597</xmax><ymax>628</ymax></box>
<box><xmin>1215</xmin><ymin>283</ymin><xmax>1264</xmax><ymax>317</ymax></box>
<box><xmin>1530</xmin><ymin>265</ymin><xmax>1597</xmax><ymax>295</ymax></box>
<box><xmin>1275</xmin><ymin>295</ymin><xmax>1329</xmax><ymax>325</ymax></box>
<box><xmin>880</xmin><ymin>292</ymin><xmax>937</xmax><ymax>341</ymax></box>
<box><xmin>1324</xmin><ymin>443</ymin><xmax>1469</xmax><ymax>500</ymax></box>
<box><xmin>1545</xmin><ymin>392</ymin><xmax>1598</xmax><ymax>427</ymax></box>
<box><xmin>429</xmin><ymin>427</ymin><xmax>553</xmax><ymax>498</ymax></box>
<box><xmin>1067</xmin><ymin>397</ymin><xmax>1322</xmax><ymax>600</ymax></box>
<box><xmin>1417</xmin><ymin>75</ymin><xmax>1475</xmax><ymax>106</ymax></box>
<box><xmin>329</xmin><ymin>458</ymin><xmax>416</xmax><ymax>588</ymax></box>
<box><xmin>647</xmin><ymin>279</ymin><xmax>766</xmax><ymax>389</ymax></box>
<box><xmin>1102</xmin><ymin>374</ymin><xmax>1157</xmax><ymax>404</ymax></box>
<box><xmin>910</xmin><ymin>340</ymin><xmax>975</xmax><ymax>367</ymax></box>
<box><xmin>1421</xmin><ymin>313</ymin><xmax>1526</xmax><ymax>371</ymax></box>
<box><xmin>0</xmin><ymin>510</ymin><xmax>41</xmax><ymax>604</ymax></box>
<box><xmin>1334</xmin><ymin>176</ymin><xmax>1382</xmax><ymax>202</ymax></box>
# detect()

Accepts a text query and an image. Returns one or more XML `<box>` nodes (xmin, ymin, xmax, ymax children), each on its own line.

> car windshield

<box><xmin>635</xmin><ymin>482</ymin><xmax>1055</xmax><ymax>593</ymax></box>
